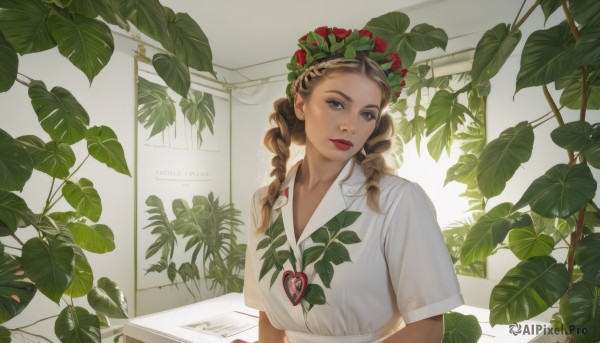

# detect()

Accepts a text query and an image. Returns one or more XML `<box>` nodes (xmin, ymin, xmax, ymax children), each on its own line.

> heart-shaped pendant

<box><xmin>282</xmin><ymin>271</ymin><xmax>308</xmax><ymax>306</ymax></box>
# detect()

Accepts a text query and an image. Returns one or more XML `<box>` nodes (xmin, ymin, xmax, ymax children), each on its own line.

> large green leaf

<box><xmin>576</xmin><ymin>22</ymin><xmax>600</xmax><ymax>66</ymax></box>
<box><xmin>137</xmin><ymin>76</ymin><xmax>175</xmax><ymax>138</ymax></box>
<box><xmin>559</xmin><ymin>280</ymin><xmax>600</xmax><ymax>343</ymax></box>
<box><xmin>0</xmin><ymin>252</ymin><xmax>36</xmax><ymax>324</ymax></box>
<box><xmin>162</xmin><ymin>10</ymin><xmax>214</xmax><ymax>74</ymax></box>
<box><xmin>584</xmin><ymin>123</ymin><xmax>600</xmax><ymax>169</ymax></box>
<box><xmin>574</xmin><ymin>233</ymin><xmax>600</xmax><ymax>285</ymax></box>
<box><xmin>540</xmin><ymin>0</ymin><xmax>563</xmax><ymax>23</ymax></box>
<box><xmin>47</xmin><ymin>11</ymin><xmax>114</xmax><ymax>83</ymax></box>
<box><xmin>405</xmin><ymin>23</ymin><xmax>447</xmax><ymax>51</ymax></box>
<box><xmin>0</xmin><ymin>32</ymin><xmax>17</xmax><ymax>92</ymax></box>
<box><xmin>86</xmin><ymin>126</ymin><xmax>130</xmax><ymax>176</ymax></box>
<box><xmin>460</xmin><ymin>203</ymin><xmax>513</xmax><ymax>265</ymax></box>
<box><xmin>551</xmin><ymin>121</ymin><xmax>592</xmax><ymax>151</ymax></box>
<box><xmin>569</xmin><ymin>0</ymin><xmax>600</xmax><ymax>26</ymax></box>
<box><xmin>0</xmin><ymin>0</ymin><xmax>56</xmax><ymax>54</ymax></box>
<box><xmin>152</xmin><ymin>53</ymin><xmax>190</xmax><ymax>98</ymax></box>
<box><xmin>62</xmin><ymin>178</ymin><xmax>102</xmax><ymax>222</ymax></box>
<box><xmin>28</xmin><ymin>81</ymin><xmax>90</xmax><ymax>144</ymax></box>
<box><xmin>64</xmin><ymin>253</ymin><xmax>93</xmax><ymax>298</ymax></box>
<box><xmin>0</xmin><ymin>191</ymin><xmax>34</xmax><ymax>234</ymax></box>
<box><xmin>87</xmin><ymin>277</ymin><xmax>128</xmax><ymax>318</ymax></box>
<box><xmin>55</xmin><ymin>306</ymin><xmax>100</xmax><ymax>343</ymax></box>
<box><xmin>516</xmin><ymin>21</ymin><xmax>580</xmax><ymax>93</ymax></box>
<box><xmin>443</xmin><ymin>312</ymin><xmax>482</xmax><ymax>343</ymax></box>
<box><xmin>490</xmin><ymin>256</ymin><xmax>568</xmax><ymax>326</ymax></box>
<box><xmin>0</xmin><ymin>129</ymin><xmax>33</xmax><ymax>192</ymax></box>
<box><xmin>16</xmin><ymin>135</ymin><xmax>75</xmax><ymax>179</ymax></box>
<box><xmin>514</xmin><ymin>164</ymin><xmax>597</xmax><ymax>218</ymax></box>
<box><xmin>471</xmin><ymin>23</ymin><xmax>521</xmax><ymax>86</ymax></box>
<box><xmin>122</xmin><ymin>0</ymin><xmax>168</xmax><ymax>42</ymax></box>
<box><xmin>477</xmin><ymin>121</ymin><xmax>534</xmax><ymax>198</ymax></box>
<box><xmin>21</xmin><ymin>237</ymin><xmax>74</xmax><ymax>304</ymax></box>
<box><xmin>68</xmin><ymin>222</ymin><xmax>115</xmax><ymax>254</ymax></box>
<box><xmin>67</xmin><ymin>0</ymin><xmax>130</xmax><ymax>30</ymax></box>
<box><xmin>425</xmin><ymin>90</ymin><xmax>469</xmax><ymax>161</ymax></box>
<box><xmin>508</xmin><ymin>226</ymin><xmax>554</xmax><ymax>260</ymax></box>
<box><xmin>445</xmin><ymin>153</ymin><xmax>478</xmax><ymax>186</ymax></box>
<box><xmin>364</xmin><ymin>12</ymin><xmax>413</xmax><ymax>64</ymax></box>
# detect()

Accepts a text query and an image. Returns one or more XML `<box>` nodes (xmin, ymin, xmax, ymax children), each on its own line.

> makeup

<box><xmin>330</xmin><ymin>139</ymin><xmax>353</xmax><ymax>151</ymax></box>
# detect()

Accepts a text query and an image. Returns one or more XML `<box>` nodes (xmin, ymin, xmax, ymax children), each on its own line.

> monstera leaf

<box><xmin>180</xmin><ymin>89</ymin><xmax>215</xmax><ymax>147</ymax></box>
<box><xmin>152</xmin><ymin>53</ymin><xmax>190</xmax><ymax>98</ymax></box>
<box><xmin>490</xmin><ymin>255</ymin><xmax>568</xmax><ymax>326</ymax></box>
<box><xmin>68</xmin><ymin>222</ymin><xmax>115</xmax><ymax>254</ymax></box>
<box><xmin>0</xmin><ymin>0</ymin><xmax>57</xmax><ymax>54</ymax></box>
<box><xmin>55</xmin><ymin>305</ymin><xmax>100</xmax><ymax>343</ymax></box>
<box><xmin>425</xmin><ymin>90</ymin><xmax>470</xmax><ymax>161</ymax></box>
<box><xmin>0</xmin><ymin>252</ymin><xmax>36</xmax><ymax>324</ymax></box>
<box><xmin>0</xmin><ymin>32</ymin><xmax>18</xmax><ymax>92</ymax></box>
<box><xmin>460</xmin><ymin>203</ymin><xmax>513</xmax><ymax>265</ymax></box>
<box><xmin>122</xmin><ymin>0</ymin><xmax>168</xmax><ymax>42</ymax></box>
<box><xmin>16</xmin><ymin>135</ymin><xmax>75</xmax><ymax>179</ymax></box>
<box><xmin>0</xmin><ymin>129</ymin><xmax>33</xmax><ymax>192</ymax></box>
<box><xmin>137</xmin><ymin>76</ymin><xmax>176</xmax><ymax>138</ymax></box>
<box><xmin>62</xmin><ymin>178</ymin><xmax>102</xmax><ymax>222</ymax></box>
<box><xmin>86</xmin><ymin>126</ymin><xmax>130</xmax><ymax>176</ymax></box>
<box><xmin>0</xmin><ymin>191</ymin><xmax>34</xmax><ymax>235</ymax></box>
<box><xmin>443</xmin><ymin>312</ymin><xmax>482</xmax><ymax>343</ymax></box>
<box><xmin>87</xmin><ymin>277</ymin><xmax>128</xmax><ymax>319</ymax></box>
<box><xmin>471</xmin><ymin>23</ymin><xmax>521</xmax><ymax>86</ymax></box>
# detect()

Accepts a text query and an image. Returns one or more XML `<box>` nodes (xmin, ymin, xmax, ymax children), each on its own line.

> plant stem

<box><xmin>562</xmin><ymin>2</ymin><xmax>581</xmax><ymax>41</ymax></box>
<box><xmin>11</xmin><ymin>330</ymin><xmax>53</xmax><ymax>343</ymax></box>
<box><xmin>14</xmin><ymin>315</ymin><xmax>57</xmax><ymax>330</ymax></box>
<box><xmin>45</xmin><ymin>178</ymin><xmax>56</xmax><ymax>212</ymax></box>
<box><xmin>9</xmin><ymin>232</ymin><xmax>25</xmax><ymax>246</ymax></box>
<box><xmin>513</xmin><ymin>0</ymin><xmax>540</xmax><ymax>30</ymax></box>
<box><xmin>542</xmin><ymin>85</ymin><xmax>575</xmax><ymax>162</ymax></box>
<box><xmin>579</xmin><ymin>65</ymin><xmax>589</xmax><ymax>122</ymax></box>
<box><xmin>567</xmin><ymin>208</ymin><xmax>587</xmax><ymax>284</ymax></box>
<box><xmin>17</xmin><ymin>72</ymin><xmax>34</xmax><ymax>82</ymax></box>
<box><xmin>512</xmin><ymin>0</ymin><xmax>527</xmax><ymax>28</ymax></box>
<box><xmin>44</xmin><ymin>154</ymin><xmax>91</xmax><ymax>215</ymax></box>
<box><xmin>15</xmin><ymin>78</ymin><xmax>29</xmax><ymax>87</ymax></box>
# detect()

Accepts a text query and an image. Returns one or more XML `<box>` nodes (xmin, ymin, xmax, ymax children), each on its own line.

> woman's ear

<box><xmin>293</xmin><ymin>93</ymin><xmax>305</xmax><ymax>120</ymax></box>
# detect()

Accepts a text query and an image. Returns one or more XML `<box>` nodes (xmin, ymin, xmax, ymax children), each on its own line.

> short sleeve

<box><xmin>243</xmin><ymin>189</ymin><xmax>266</xmax><ymax>311</ymax></box>
<box><xmin>383</xmin><ymin>182</ymin><xmax>464</xmax><ymax>324</ymax></box>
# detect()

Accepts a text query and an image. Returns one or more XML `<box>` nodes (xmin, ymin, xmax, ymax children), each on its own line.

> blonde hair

<box><xmin>258</xmin><ymin>53</ymin><xmax>395</xmax><ymax>232</ymax></box>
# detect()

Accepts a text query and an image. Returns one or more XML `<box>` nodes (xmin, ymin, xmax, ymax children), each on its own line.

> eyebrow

<box><xmin>325</xmin><ymin>90</ymin><xmax>381</xmax><ymax>112</ymax></box>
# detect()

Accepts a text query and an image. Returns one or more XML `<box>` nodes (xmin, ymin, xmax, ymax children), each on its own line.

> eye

<box><xmin>361</xmin><ymin>111</ymin><xmax>377</xmax><ymax>121</ymax></box>
<box><xmin>327</xmin><ymin>100</ymin><xmax>344</xmax><ymax>110</ymax></box>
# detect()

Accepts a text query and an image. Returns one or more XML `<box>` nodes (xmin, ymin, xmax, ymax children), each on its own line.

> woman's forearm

<box><xmin>382</xmin><ymin>315</ymin><xmax>444</xmax><ymax>343</ymax></box>
<box><xmin>259</xmin><ymin>311</ymin><xmax>288</xmax><ymax>343</ymax></box>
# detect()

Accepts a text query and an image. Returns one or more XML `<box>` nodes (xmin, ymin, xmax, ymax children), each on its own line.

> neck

<box><xmin>296</xmin><ymin>157</ymin><xmax>350</xmax><ymax>190</ymax></box>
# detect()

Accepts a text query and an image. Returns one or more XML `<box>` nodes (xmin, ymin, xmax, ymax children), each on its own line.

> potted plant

<box><xmin>0</xmin><ymin>0</ymin><xmax>215</xmax><ymax>341</ymax></box>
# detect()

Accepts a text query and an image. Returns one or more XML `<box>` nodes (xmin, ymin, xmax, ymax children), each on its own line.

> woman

<box><xmin>243</xmin><ymin>26</ymin><xmax>464</xmax><ymax>343</ymax></box>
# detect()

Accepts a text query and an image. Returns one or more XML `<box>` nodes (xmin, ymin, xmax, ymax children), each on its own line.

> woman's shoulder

<box><xmin>378</xmin><ymin>173</ymin><xmax>433</xmax><ymax>206</ymax></box>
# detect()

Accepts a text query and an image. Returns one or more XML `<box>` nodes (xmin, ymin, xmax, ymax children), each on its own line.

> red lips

<box><xmin>330</xmin><ymin>139</ymin><xmax>354</xmax><ymax>151</ymax></box>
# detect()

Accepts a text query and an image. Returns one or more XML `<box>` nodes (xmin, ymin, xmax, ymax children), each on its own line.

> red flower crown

<box><xmin>286</xmin><ymin>26</ymin><xmax>407</xmax><ymax>103</ymax></box>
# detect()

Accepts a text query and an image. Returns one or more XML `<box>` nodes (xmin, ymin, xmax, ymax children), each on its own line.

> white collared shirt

<box><xmin>243</xmin><ymin>159</ymin><xmax>464</xmax><ymax>343</ymax></box>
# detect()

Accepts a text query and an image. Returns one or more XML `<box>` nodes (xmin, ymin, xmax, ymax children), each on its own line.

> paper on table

<box><xmin>182</xmin><ymin>311</ymin><xmax>258</xmax><ymax>338</ymax></box>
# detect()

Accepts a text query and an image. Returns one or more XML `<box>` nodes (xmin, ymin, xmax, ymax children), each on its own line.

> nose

<box><xmin>339</xmin><ymin>113</ymin><xmax>358</xmax><ymax>134</ymax></box>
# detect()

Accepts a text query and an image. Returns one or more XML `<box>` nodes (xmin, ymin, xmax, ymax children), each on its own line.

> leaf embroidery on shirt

<box><xmin>256</xmin><ymin>210</ymin><xmax>362</xmax><ymax>311</ymax></box>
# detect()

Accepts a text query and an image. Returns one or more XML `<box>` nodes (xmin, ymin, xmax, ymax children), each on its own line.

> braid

<box><xmin>257</xmin><ymin>98</ymin><xmax>302</xmax><ymax>232</ymax></box>
<box><xmin>292</xmin><ymin>58</ymin><xmax>359</xmax><ymax>98</ymax></box>
<box><xmin>357</xmin><ymin>113</ymin><xmax>395</xmax><ymax>214</ymax></box>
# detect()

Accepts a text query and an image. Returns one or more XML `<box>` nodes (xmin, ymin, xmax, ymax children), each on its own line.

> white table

<box><xmin>123</xmin><ymin>293</ymin><xmax>558</xmax><ymax>342</ymax></box>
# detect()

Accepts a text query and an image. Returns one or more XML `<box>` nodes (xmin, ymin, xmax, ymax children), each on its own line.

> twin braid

<box><xmin>291</xmin><ymin>58</ymin><xmax>352</xmax><ymax>97</ymax></box>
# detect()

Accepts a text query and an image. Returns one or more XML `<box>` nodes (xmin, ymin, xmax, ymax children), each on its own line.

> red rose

<box><xmin>332</xmin><ymin>28</ymin><xmax>351</xmax><ymax>40</ymax></box>
<box><xmin>388</xmin><ymin>52</ymin><xmax>402</xmax><ymax>72</ymax></box>
<box><xmin>374</xmin><ymin>37</ymin><xmax>387</xmax><ymax>52</ymax></box>
<box><xmin>299</xmin><ymin>34</ymin><xmax>308</xmax><ymax>41</ymax></box>
<box><xmin>358</xmin><ymin>29</ymin><xmax>372</xmax><ymax>38</ymax></box>
<box><xmin>315</xmin><ymin>26</ymin><xmax>330</xmax><ymax>38</ymax></box>
<box><xmin>295</xmin><ymin>49</ymin><xmax>307</xmax><ymax>66</ymax></box>
<box><xmin>400</xmin><ymin>80</ymin><xmax>406</xmax><ymax>87</ymax></box>
<box><xmin>395</xmin><ymin>91</ymin><xmax>402</xmax><ymax>98</ymax></box>
<box><xmin>401</xmin><ymin>68</ymin><xmax>408</xmax><ymax>77</ymax></box>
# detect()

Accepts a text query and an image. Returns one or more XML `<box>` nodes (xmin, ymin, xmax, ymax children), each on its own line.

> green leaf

<box><xmin>122</xmin><ymin>0</ymin><xmax>168</xmax><ymax>42</ymax></box>
<box><xmin>559</xmin><ymin>280</ymin><xmax>600</xmax><ymax>343</ymax></box>
<box><xmin>314</xmin><ymin>258</ymin><xmax>334</xmax><ymax>288</ymax></box>
<box><xmin>559</xmin><ymin>70</ymin><xmax>600</xmax><ymax>110</ymax></box>
<box><xmin>69</xmin><ymin>222</ymin><xmax>115</xmax><ymax>254</ymax></box>
<box><xmin>0</xmin><ymin>129</ymin><xmax>33</xmax><ymax>192</ymax></box>
<box><xmin>516</xmin><ymin>21</ymin><xmax>580</xmax><ymax>93</ymax></box>
<box><xmin>471</xmin><ymin>23</ymin><xmax>521</xmax><ymax>86</ymax></box>
<box><xmin>55</xmin><ymin>306</ymin><xmax>100</xmax><ymax>343</ymax></box>
<box><xmin>425</xmin><ymin>90</ymin><xmax>469</xmax><ymax>161</ymax></box>
<box><xmin>0</xmin><ymin>326</ymin><xmax>10</xmax><ymax>342</ymax></box>
<box><xmin>323</xmin><ymin>210</ymin><xmax>361</xmax><ymax>232</ymax></box>
<box><xmin>364</xmin><ymin>12</ymin><xmax>411</xmax><ymax>58</ymax></box>
<box><xmin>540</xmin><ymin>0</ymin><xmax>563</xmax><ymax>23</ymax></box>
<box><xmin>302</xmin><ymin>246</ymin><xmax>324</xmax><ymax>267</ymax></box>
<box><xmin>460</xmin><ymin>203</ymin><xmax>513</xmax><ymax>265</ymax></box>
<box><xmin>336</xmin><ymin>231</ymin><xmax>361</xmax><ymax>244</ymax></box>
<box><xmin>64</xmin><ymin>253</ymin><xmax>93</xmax><ymax>298</ymax></box>
<box><xmin>28</xmin><ymin>81</ymin><xmax>90</xmax><ymax>144</ymax></box>
<box><xmin>445</xmin><ymin>153</ymin><xmax>478</xmax><ymax>186</ymax></box>
<box><xmin>477</xmin><ymin>121</ymin><xmax>534</xmax><ymax>198</ymax></box>
<box><xmin>576</xmin><ymin>22</ymin><xmax>600</xmax><ymax>66</ymax></box>
<box><xmin>325</xmin><ymin>242</ymin><xmax>351</xmax><ymax>265</ymax></box>
<box><xmin>152</xmin><ymin>53</ymin><xmax>190</xmax><ymax>98</ymax></box>
<box><xmin>136</xmin><ymin>76</ymin><xmax>175</xmax><ymax>138</ymax></box>
<box><xmin>311</xmin><ymin>227</ymin><xmax>330</xmax><ymax>244</ymax></box>
<box><xmin>22</xmin><ymin>237</ymin><xmax>74</xmax><ymax>304</ymax></box>
<box><xmin>162</xmin><ymin>11</ymin><xmax>213</xmax><ymax>74</ymax></box>
<box><xmin>0</xmin><ymin>32</ymin><xmax>17</xmax><ymax>92</ymax></box>
<box><xmin>0</xmin><ymin>191</ymin><xmax>34</xmax><ymax>234</ymax></box>
<box><xmin>442</xmin><ymin>312</ymin><xmax>482</xmax><ymax>343</ymax></box>
<box><xmin>87</xmin><ymin>277</ymin><xmax>128</xmax><ymax>318</ymax></box>
<box><xmin>574</xmin><ymin>233</ymin><xmax>600</xmax><ymax>285</ymax></box>
<box><xmin>179</xmin><ymin>90</ymin><xmax>215</xmax><ymax>148</ymax></box>
<box><xmin>303</xmin><ymin>283</ymin><xmax>326</xmax><ymax>306</ymax></box>
<box><xmin>508</xmin><ymin>227</ymin><xmax>554</xmax><ymax>260</ymax></box>
<box><xmin>16</xmin><ymin>136</ymin><xmax>75</xmax><ymax>179</ymax></box>
<box><xmin>86</xmin><ymin>126</ymin><xmax>131</xmax><ymax>176</ymax></box>
<box><xmin>62</xmin><ymin>178</ymin><xmax>102</xmax><ymax>222</ymax></box>
<box><xmin>551</xmin><ymin>121</ymin><xmax>592</xmax><ymax>151</ymax></box>
<box><xmin>514</xmin><ymin>164</ymin><xmax>597</xmax><ymax>218</ymax></box>
<box><xmin>67</xmin><ymin>0</ymin><xmax>129</xmax><ymax>31</ymax></box>
<box><xmin>47</xmin><ymin>11</ymin><xmax>114</xmax><ymax>83</ymax></box>
<box><xmin>0</xmin><ymin>252</ymin><xmax>36</xmax><ymax>324</ymax></box>
<box><xmin>569</xmin><ymin>0</ymin><xmax>600</xmax><ymax>26</ymax></box>
<box><xmin>490</xmin><ymin>256</ymin><xmax>568</xmax><ymax>326</ymax></box>
<box><xmin>406</xmin><ymin>23</ymin><xmax>448</xmax><ymax>51</ymax></box>
<box><xmin>0</xmin><ymin>0</ymin><xmax>56</xmax><ymax>54</ymax></box>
